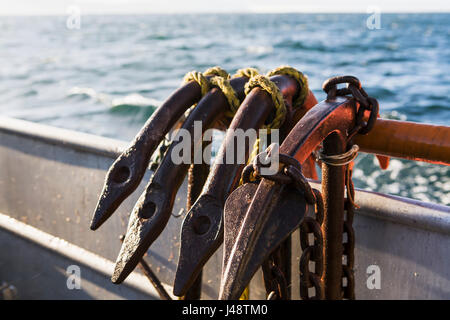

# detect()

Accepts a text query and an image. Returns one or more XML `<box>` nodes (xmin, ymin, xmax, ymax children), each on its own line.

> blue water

<box><xmin>0</xmin><ymin>14</ymin><xmax>448</xmax><ymax>204</ymax></box>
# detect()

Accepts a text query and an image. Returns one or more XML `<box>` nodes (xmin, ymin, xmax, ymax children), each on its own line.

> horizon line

<box><xmin>1</xmin><ymin>10</ymin><xmax>449</xmax><ymax>16</ymax></box>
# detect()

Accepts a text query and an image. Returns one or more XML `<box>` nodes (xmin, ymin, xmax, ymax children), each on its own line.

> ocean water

<box><xmin>0</xmin><ymin>14</ymin><xmax>448</xmax><ymax>204</ymax></box>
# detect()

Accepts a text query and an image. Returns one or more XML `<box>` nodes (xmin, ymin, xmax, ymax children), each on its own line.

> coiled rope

<box><xmin>244</xmin><ymin>75</ymin><xmax>287</xmax><ymax>132</ymax></box>
<box><xmin>233</xmin><ymin>67</ymin><xmax>260</xmax><ymax>79</ymax></box>
<box><xmin>242</xmin><ymin>66</ymin><xmax>309</xmax><ymax>187</ymax></box>
<box><xmin>242</xmin><ymin>73</ymin><xmax>287</xmax><ymax>182</ymax></box>
<box><xmin>183</xmin><ymin>66</ymin><xmax>230</xmax><ymax>97</ymax></box>
<box><xmin>152</xmin><ymin>67</ymin><xmax>232</xmax><ymax>176</ymax></box>
<box><xmin>266</xmin><ymin>65</ymin><xmax>309</xmax><ymax>108</ymax></box>
<box><xmin>209</xmin><ymin>76</ymin><xmax>241</xmax><ymax>118</ymax></box>
<box><xmin>209</xmin><ymin>68</ymin><xmax>262</xmax><ymax>118</ymax></box>
<box><xmin>318</xmin><ymin>144</ymin><xmax>360</xmax><ymax>208</ymax></box>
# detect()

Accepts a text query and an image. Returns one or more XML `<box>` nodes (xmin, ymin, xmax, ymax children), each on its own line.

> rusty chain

<box><xmin>342</xmin><ymin>166</ymin><xmax>356</xmax><ymax>299</ymax></box>
<box><xmin>323</xmin><ymin>75</ymin><xmax>379</xmax><ymax>136</ymax></box>
<box><xmin>242</xmin><ymin>75</ymin><xmax>378</xmax><ymax>300</ymax></box>
<box><xmin>242</xmin><ymin>146</ymin><xmax>325</xmax><ymax>299</ymax></box>
<box><xmin>242</xmin><ymin>147</ymin><xmax>316</xmax><ymax>205</ymax></box>
<box><xmin>261</xmin><ymin>254</ymin><xmax>289</xmax><ymax>300</ymax></box>
<box><xmin>299</xmin><ymin>189</ymin><xmax>325</xmax><ymax>300</ymax></box>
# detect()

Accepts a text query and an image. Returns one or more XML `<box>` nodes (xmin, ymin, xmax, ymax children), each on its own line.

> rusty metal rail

<box><xmin>356</xmin><ymin>119</ymin><xmax>450</xmax><ymax>166</ymax></box>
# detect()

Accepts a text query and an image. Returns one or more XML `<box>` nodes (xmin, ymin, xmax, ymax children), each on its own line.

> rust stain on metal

<box><xmin>356</xmin><ymin>119</ymin><xmax>450</xmax><ymax>166</ymax></box>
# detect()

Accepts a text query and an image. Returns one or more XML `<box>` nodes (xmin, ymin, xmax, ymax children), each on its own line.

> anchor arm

<box><xmin>90</xmin><ymin>80</ymin><xmax>203</xmax><ymax>230</ymax></box>
<box><xmin>173</xmin><ymin>87</ymin><xmax>275</xmax><ymax>296</ymax></box>
<box><xmin>174</xmin><ymin>76</ymin><xmax>319</xmax><ymax>297</ymax></box>
<box><xmin>111</xmin><ymin>77</ymin><xmax>248</xmax><ymax>284</ymax></box>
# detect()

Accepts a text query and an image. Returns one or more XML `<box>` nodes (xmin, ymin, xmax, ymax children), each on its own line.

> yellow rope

<box><xmin>244</xmin><ymin>75</ymin><xmax>287</xmax><ymax>133</ymax></box>
<box><xmin>240</xmin><ymin>74</ymin><xmax>287</xmax><ymax>184</ymax></box>
<box><xmin>241</xmin><ymin>67</ymin><xmax>309</xmax><ymax>184</ymax></box>
<box><xmin>182</xmin><ymin>66</ymin><xmax>231</xmax><ymax>119</ymax></box>
<box><xmin>239</xmin><ymin>287</ymin><xmax>250</xmax><ymax>300</ymax></box>
<box><xmin>266</xmin><ymin>65</ymin><xmax>309</xmax><ymax>108</ymax></box>
<box><xmin>183</xmin><ymin>66</ymin><xmax>230</xmax><ymax>97</ymax></box>
<box><xmin>209</xmin><ymin>76</ymin><xmax>241</xmax><ymax>118</ymax></box>
<box><xmin>210</xmin><ymin>67</ymin><xmax>260</xmax><ymax>119</ymax></box>
<box><xmin>209</xmin><ymin>68</ymin><xmax>262</xmax><ymax>119</ymax></box>
<box><xmin>204</xmin><ymin>66</ymin><xmax>230</xmax><ymax>79</ymax></box>
<box><xmin>183</xmin><ymin>71</ymin><xmax>210</xmax><ymax>97</ymax></box>
<box><xmin>232</xmin><ymin>67</ymin><xmax>260</xmax><ymax>79</ymax></box>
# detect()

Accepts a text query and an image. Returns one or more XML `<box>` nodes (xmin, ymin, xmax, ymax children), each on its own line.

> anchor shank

<box><xmin>182</xmin><ymin>142</ymin><xmax>211</xmax><ymax>300</ymax></box>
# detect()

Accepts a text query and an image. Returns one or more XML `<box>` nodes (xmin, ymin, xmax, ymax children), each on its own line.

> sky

<box><xmin>0</xmin><ymin>0</ymin><xmax>449</xmax><ymax>15</ymax></box>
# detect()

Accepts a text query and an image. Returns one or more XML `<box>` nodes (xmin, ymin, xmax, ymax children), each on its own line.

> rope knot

<box><xmin>266</xmin><ymin>65</ymin><xmax>309</xmax><ymax>108</ymax></box>
<box><xmin>244</xmin><ymin>75</ymin><xmax>287</xmax><ymax>131</ymax></box>
<box><xmin>233</xmin><ymin>67</ymin><xmax>260</xmax><ymax>79</ymax></box>
<box><xmin>209</xmin><ymin>76</ymin><xmax>240</xmax><ymax>118</ymax></box>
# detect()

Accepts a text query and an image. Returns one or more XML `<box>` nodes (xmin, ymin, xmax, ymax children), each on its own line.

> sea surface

<box><xmin>0</xmin><ymin>14</ymin><xmax>448</xmax><ymax>204</ymax></box>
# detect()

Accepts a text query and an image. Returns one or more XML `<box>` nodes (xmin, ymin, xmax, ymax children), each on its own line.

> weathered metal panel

<box><xmin>0</xmin><ymin>214</ymin><xmax>161</xmax><ymax>300</ymax></box>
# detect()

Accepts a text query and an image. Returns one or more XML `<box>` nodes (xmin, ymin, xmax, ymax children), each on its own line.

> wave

<box><xmin>141</xmin><ymin>34</ymin><xmax>170</xmax><ymax>41</ymax></box>
<box><xmin>381</xmin><ymin>110</ymin><xmax>408</xmax><ymax>121</ymax></box>
<box><xmin>368</xmin><ymin>87</ymin><xmax>397</xmax><ymax>99</ymax></box>
<box><xmin>246</xmin><ymin>45</ymin><xmax>274</xmax><ymax>55</ymax></box>
<box><xmin>396</xmin><ymin>104</ymin><xmax>449</xmax><ymax>116</ymax></box>
<box><xmin>111</xmin><ymin>94</ymin><xmax>161</xmax><ymax>110</ymax></box>
<box><xmin>67</xmin><ymin>87</ymin><xmax>161</xmax><ymax>111</ymax></box>
<box><xmin>274</xmin><ymin>40</ymin><xmax>328</xmax><ymax>52</ymax></box>
<box><xmin>365</xmin><ymin>56</ymin><xmax>410</xmax><ymax>64</ymax></box>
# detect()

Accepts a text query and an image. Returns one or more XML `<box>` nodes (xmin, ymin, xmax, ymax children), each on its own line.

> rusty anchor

<box><xmin>90</xmin><ymin>81</ymin><xmax>202</xmax><ymax>230</ymax></box>
<box><xmin>222</xmin><ymin>177</ymin><xmax>309</xmax><ymax>299</ymax></box>
<box><xmin>180</xmin><ymin>140</ymin><xmax>211</xmax><ymax>300</ymax></box>
<box><xmin>219</xmin><ymin>77</ymin><xmax>379</xmax><ymax>299</ymax></box>
<box><xmin>86</xmin><ymin>62</ymin><xmax>450</xmax><ymax>300</ymax></box>
<box><xmin>90</xmin><ymin>67</ymin><xmax>231</xmax><ymax>231</ymax></box>
<box><xmin>111</xmin><ymin>76</ymin><xmax>250</xmax><ymax>284</ymax></box>
<box><xmin>173</xmin><ymin>73</ymin><xmax>319</xmax><ymax>297</ymax></box>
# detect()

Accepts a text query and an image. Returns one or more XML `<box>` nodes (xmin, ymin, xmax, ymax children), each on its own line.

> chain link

<box><xmin>240</xmin><ymin>145</ymin><xmax>325</xmax><ymax>299</ymax></box>
<box><xmin>262</xmin><ymin>256</ymin><xmax>289</xmax><ymax>300</ymax></box>
<box><xmin>322</xmin><ymin>75</ymin><xmax>379</xmax><ymax>136</ymax></box>
<box><xmin>299</xmin><ymin>189</ymin><xmax>325</xmax><ymax>300</ymax></box>
<box><xmin>242</xmin><ymin>144</ymin><xmax>316</xmax><ymax>205</ymax></box>
<box><xmin>342</xmin><ymin>165</ymin><xmax>356</xmax><ymax>299</ymax></box>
